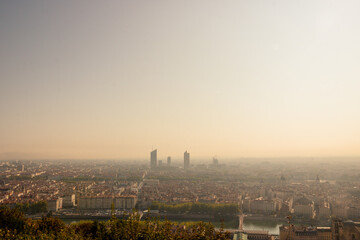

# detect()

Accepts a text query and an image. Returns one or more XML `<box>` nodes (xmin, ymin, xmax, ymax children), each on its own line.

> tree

<box><xmin>37</xmin><ymin>216</ymin><xmax>66</xmax><ymax>235</ymax></box>
<box><xmin>0</xmin><ymin>206</ymin><xmax>27</xmax><ymax>233</ymax></box>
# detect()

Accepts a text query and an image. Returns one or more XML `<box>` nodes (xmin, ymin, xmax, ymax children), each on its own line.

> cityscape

<box><xmin>1</xmin><ymin>153</ymin><xmax>360</xmax><ymax>239</ymax></box>
<box><xmin>1</xmin><ymin>0</ymin><xmax>360</xmax><ymax>239</ymax></box>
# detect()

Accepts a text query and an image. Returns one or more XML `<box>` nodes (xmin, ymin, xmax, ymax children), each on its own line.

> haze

<box><xmin>1</xmin><ymin>0</ymin><xmax>360</xmax><ymax>160</ymax></box>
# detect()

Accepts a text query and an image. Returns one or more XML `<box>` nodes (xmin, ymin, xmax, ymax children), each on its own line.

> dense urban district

<box><xmin>1</xmin><ymin>151</ymin><xmax>360</xmax><ymax>239</ymax></box>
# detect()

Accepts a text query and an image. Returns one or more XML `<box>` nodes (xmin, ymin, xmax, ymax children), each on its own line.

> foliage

<box><xmin>15</xmin><ymin>201</ymin><xmax>48</xmax><ymax>214</ymax></box>
<box><xmin>150</xmin><ymin>201</ymin><xmax>240</xmax><ymax>216</ymax></box>
<box><xmin>0</xmin><ymin>206</ymin><xmax>27</xmax><ymax>233</ymax></box>
<box><xmin>0</xmin><ymin>206</ymin><xmax>231</xmax><ymax>239</ymax></box>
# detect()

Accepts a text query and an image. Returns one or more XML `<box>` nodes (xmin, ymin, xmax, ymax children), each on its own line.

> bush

<box><xmin>0</xmin><ymin>207</ymin><xmax>231</xmax><ymax>239</ymax></box>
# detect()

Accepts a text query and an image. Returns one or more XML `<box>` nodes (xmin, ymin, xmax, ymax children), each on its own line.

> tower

<box><xmin>150</xmin><ymin>149</ymin><xmax>157</xmax><ymax>169</ymax></box>
<box><xmin>167</xmin><ymin>156</ymin><xmax>171</xmax><ymax>167</ymax></box>
<box><xmin>184</xmin><ymin>151</ymin><xmax>190</xmax><ymax>169</ymax></box>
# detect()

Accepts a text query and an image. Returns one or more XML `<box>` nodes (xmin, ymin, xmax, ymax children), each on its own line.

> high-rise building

<box><xmin>184</xmin><ymin>151</ymin><xmax>190</xmax><ymax>169</ymax></box>
<box><xmin>150</xmin><ymin>149</ymin><xmax>157</xmax><ymax>169</ymax></box>
<box><xmin>167</xmin><ymin>156</ymin><xmax>171</xmax><ymax>166</ymax></box>
<box><xmin>18</xmin><ymin>164</ymin><xmax>24</xmax><ymax>172</ymax></box>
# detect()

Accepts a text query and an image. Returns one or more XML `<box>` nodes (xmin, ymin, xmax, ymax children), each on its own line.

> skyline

<box><xmin>1</xmin><ymin>1</ymin><xmax>360</xmax><ymax>160</ymax></box>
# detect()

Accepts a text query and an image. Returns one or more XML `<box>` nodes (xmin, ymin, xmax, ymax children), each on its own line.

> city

<box><xmin>1</xmin><ymin>0</ymin><xmax>360</xmax><ymax>239</ymax></box>
<box><xmin>1</xmin><ymin>152</ymin><xmax>360</xmax><ymax>239</ymax></box>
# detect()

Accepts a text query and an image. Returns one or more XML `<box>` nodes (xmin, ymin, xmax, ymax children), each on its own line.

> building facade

<box><xmin>79</xmin><ymin>196</ymin><xmax>137</xmax><ymax>210</ymax></box>
<box><xmin>251</xmin><ymin>199</ymin><xmax>276</xmax><ymax>214</ymax></box>
<box><xmin>47</xmin><ymin>198</ymin><xmax>63</xmax><ymax>212</ymax></box>
<box><xmin>114</xmin><ymin>196</ymin><xmax>137</xmax><ymax>209</ymax></box>
<box><xmin>150</xmin><ymin>149</ymin><xmax>157</xmax><ymax>169</ymax></box>
<box><xmin>62</xmin><ymin>194</ymin><xmax>76</xmax><ymax>208</ymax></box>
<box><xmin>184</xmin><ymin>151</ymin><xmax>190</xmax><ymax>169</ymax></box>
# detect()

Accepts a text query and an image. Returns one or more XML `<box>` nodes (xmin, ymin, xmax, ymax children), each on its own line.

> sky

<box><xmin>1</xmin><ymin>0</ymin><xmax>360</xmax><ymax>160</ymax></box>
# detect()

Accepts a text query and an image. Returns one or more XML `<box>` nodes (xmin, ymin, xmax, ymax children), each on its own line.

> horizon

<box><xmin>1</xmin><ymin>152</ymin><xmax>360</xmax><ymax>163</ymax></box>
<box><xmin>1</xmin><ymin>1</ymin><xmax>360</xmax><ymax>160</ymax></box>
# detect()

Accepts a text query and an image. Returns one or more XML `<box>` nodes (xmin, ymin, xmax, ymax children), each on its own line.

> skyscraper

<box><xmin>167</xmin><ymin>156</ymin><xmax>171</xmax><ymax>167</ymax></box>
<box><xmin>184</xmin><ymin>151</ymin><xmax>190</xmax><ymax>169</ymax></box>
<box><xmin>150</xmin><ymin>149</ymin><xmax>157</xmax><ymax>169</ymax></box>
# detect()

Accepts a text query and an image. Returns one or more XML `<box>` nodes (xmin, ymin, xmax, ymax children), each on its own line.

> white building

<box><xmin>47</xmin><ymin>198</ymin><xmax>63</xmax><ymax>212</ymax></box>
<box><xmin>114</xmin><ymin>196</ymin><xmax>137</xmax><ymax>209</ymax></box>
<box><xmin>62</xmin><ymin>194</ymin><xmax>76</xmax><ymax>208</ymax></box>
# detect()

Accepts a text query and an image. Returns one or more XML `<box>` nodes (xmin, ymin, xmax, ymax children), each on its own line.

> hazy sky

<box><xmin>1</xmin><ymin>0</ymin><xmax>360</xmax><ymax>160</ymax></box>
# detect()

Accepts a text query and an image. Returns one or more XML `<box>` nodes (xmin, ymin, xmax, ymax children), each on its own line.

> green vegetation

<box><xmin>0</xmin><ymin>206</ymin><xmax>230</xmax><ymax>239</ymax></box>
<box><xmin>14</xmin><ymin>201</ymin><xmax>47</xmax><ymax>214</ymax></box>
<box><xmin>151</xmin><ymin>202</ymin><xmax>240</xmax><ymax>216</ymax></box>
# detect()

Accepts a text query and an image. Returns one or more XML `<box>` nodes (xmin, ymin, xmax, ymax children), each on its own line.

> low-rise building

<box><xmin>318</xmin><ymin>202</ymin><xmax>331</xmax><ymax>219</ymax></box>
<box><xmin>332</xmin><ymin>219</ymin><xmax>360</xmax><ymax>240</ymax></box>
<box><xmin>251</xmin><ymin>199</ymin><xmax>276</xmax><ymax>214</ymax></box>
<box><xmin>347</xmin><ymin>207</ymin><xmax>360</xmax><ymax>221</ymax></box>
<box><xmin>293</xmin><ymin>197</ymin><xmax>314</xmax><ymax>219</ymax></box>
<box><xmin>331</xmin><ymin>206</ymin><xmax>348</xmax><ymax>219</ymax></box>
<box><xmin>316</xmin><ymin>227</ymin><xmax>332</xmax><ymax>240</ymax></box>
<box><xmin>280</xmin><ymin>226</ymin><xmax>320</xmax><ymax>240</ymax></box>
